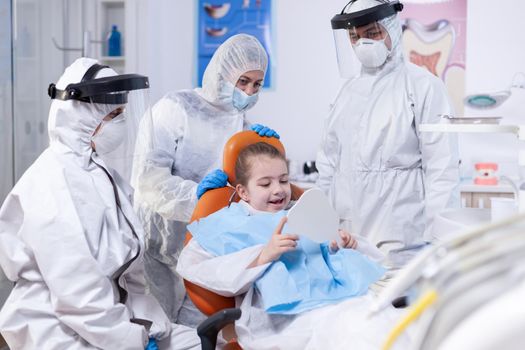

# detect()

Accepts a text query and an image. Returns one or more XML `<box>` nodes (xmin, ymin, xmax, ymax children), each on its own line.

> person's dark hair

<box><xmin>235</xmin><ymin>142</ymin><xmax>287</xmax><ymax>186</ymax></box>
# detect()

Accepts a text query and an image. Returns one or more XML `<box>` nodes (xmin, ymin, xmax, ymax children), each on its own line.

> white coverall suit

<box><xmin>0</xmin><ymin>58</ymin><xmax>199</xmax><ymax>350</ymax></box>
<box><xmin>317</xmin><ymin>8</ymin><xmax>459</xmax><ymax>254</ymax></box>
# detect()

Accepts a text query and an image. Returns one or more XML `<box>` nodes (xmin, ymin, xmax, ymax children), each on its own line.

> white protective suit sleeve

<box><xmin>135</xmin><ymin>97</ymin><xmax>198</xmax><ymax>223</ymax></box>
<box><xmin>352</xmin><ymin>233</ymin><xmax>386</xmax><ymax>263</ymax></box>
<box><xmin>315</xmin><ymin>80</ymin><xmax>350</xmax><ymax>196</ymax></box>
<box><xmin>0</xmin><ymin>196</ymin><xmax>34</xmax><ymax>282</ymax></box>
<box><xmin>22</xmin><ymin>178</ymin><xmax>148</xmax><ymax>349</ymax></box>
<box><xmin>125</xmin><ymin>257</ymin><xmax>172</xmax><ymax>339</ymax></box>
<box><xmin>176</xmin><ymin>239</ymin><xmax>270</xmax><ymax>296</ymax></box>
<box><xmin>134</xmin><ymin>34</ymin><xmax>268</xmax><ymax>224</ymax></box>
<box><xmin>315</xmin><ymin>123</ymin><xmax>338</xmax><ymax>195</ymax></box>
<box><xmin>416</xmin><ymin>75</ymin><xmax>460</xmax><ymax>240</ymax></box>
<box><xmin>125</xmin><ymin>263</ymin><xmax>201</xmax><ymax>350</ymax></box>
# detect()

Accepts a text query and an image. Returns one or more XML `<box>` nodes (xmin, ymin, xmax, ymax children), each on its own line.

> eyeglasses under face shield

<box><xmin>330</xmin><ymin>0</ymin><xmax>403</xmax><ymax>78</ymax></box>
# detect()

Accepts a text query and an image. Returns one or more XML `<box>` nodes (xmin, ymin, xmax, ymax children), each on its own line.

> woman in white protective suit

<box><xmin>316</xmin><ymin>0</ymin><xmax>459</xmax><ymax>266</ymax></box>
<box><xmin>132</xmin><ymin>34</ymin><xmax>278</xmax><ymax>326</ymax></box>
<box><xmin>0</xmin><ymin>58</ymin><xmax>200</xmax><ymax>350</ymax></box>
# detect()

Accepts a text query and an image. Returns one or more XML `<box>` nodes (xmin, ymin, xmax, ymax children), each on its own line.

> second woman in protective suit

<box><xmin>133</xmin><ymin>34</ymin><xmax>277</xmax><ymax>326</ymax></box>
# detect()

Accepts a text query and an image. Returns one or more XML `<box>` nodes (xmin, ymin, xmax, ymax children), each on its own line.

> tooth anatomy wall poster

<box><xmin>399</xmin><ymin>0</ymin><xmax>467</xmax><ymax>114</ymax></box>
<box><xmin>197</xmin><ymin>0</ymin><xmax>273</xmax><ymax>88</ymax></box>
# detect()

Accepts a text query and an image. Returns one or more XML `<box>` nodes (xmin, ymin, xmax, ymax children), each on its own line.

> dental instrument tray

<box><xmin>441</xmin><ymin>115</ymin><xmax>502</xmax><ymax>125</ymax></box>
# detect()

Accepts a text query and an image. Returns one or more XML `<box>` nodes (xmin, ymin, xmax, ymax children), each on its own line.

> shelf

<box><xmin>97</xmin><ymin>0</ymin><xmax>125</xmax><ymax>62</ymax></box>
<box><xmin>460</xmin><ymin>182</ymin><xmax>516</xmax><ymax>194</ymax></box>
<box><xmin>419</xmin><ymin>123</ymin><xmax>519</xmax><ymax>134</ymax></box>
<box><xmin>100</xmin><ymin>56</ymin><xmax>125</xmax><ymax>62</ymax></box>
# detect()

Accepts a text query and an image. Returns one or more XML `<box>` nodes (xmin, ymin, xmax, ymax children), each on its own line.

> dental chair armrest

<box><xmin>197</xmin><ymin>308</ymin><xmax>242</xmax><ymax>350</ymax></box>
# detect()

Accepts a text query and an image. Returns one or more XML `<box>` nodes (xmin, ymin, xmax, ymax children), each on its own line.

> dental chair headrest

<box><xmin>222</xmin><ymin>130</ymin><xmax>286</xmax><ymax>185</ymax></box>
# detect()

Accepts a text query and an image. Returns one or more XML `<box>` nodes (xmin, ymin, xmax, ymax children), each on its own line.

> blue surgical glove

<box><xmin>250</xmin><ymin>124</ymin><xmax>280</xmax><ymax>139</ymax></box>
<box><xmin>196</xmin><ymin>169</ymin><xmax>228</xmax><ymax>199</ymax></box>
<box><xmin>145</xmin><ymin>338</ymin><xmax>159</xmax><ymax>350</ymax></box>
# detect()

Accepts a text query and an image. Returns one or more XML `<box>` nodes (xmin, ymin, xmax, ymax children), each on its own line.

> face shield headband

<box><xmin>47</xmin><ymin>63</ymin><xmax>150</xmax><ymax>104</ymax></box>
<box><xmin>331</xmin><ymin>1</ymin><xmax>403</xmax><ymax>30</ymax></box>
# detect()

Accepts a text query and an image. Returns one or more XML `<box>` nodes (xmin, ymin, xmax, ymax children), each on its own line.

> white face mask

<box><xmin>92</xmin><ymin>114</ymin><xmax>126</xmax><ymax>155</ymax></box>
<box><xmin>353</xmin><ymin>38</ymin><xmax>390</xmax><ymax>68</ymax></box>
<box><xmin>232</xmin><ymin>87</ymin><xmax>259</xmax><ymax>111</ymax></box>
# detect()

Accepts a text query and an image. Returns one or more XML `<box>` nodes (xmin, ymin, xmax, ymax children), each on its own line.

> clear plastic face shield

<box><xmin>89</xmin><ymin>89</ymin><xmax>153</xmax><ymax>181</ymax></box>
<box><xmin>331</xmin><ymin>0</ymin><xmax>403</xmax><ymax>78</ymax></box>
<box><xmin>48</xmin><ymin>64</ymin><xmax>154</xmax><ymax>180</ymax></box>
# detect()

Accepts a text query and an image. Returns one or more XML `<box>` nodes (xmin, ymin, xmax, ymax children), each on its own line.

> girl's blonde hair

<box><xmin>235</xmin><ymin>142</ymin><xmax>287</xmax><ymax>186</ymax></box>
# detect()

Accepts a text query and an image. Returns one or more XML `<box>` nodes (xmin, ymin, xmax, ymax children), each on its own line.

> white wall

<box><xmin>250</xmin><ymin>1</ymin><xmax>344</xmax><ymax>163</ymax></box>
<box><xmin>465</xmin><ymin>0</ymin><xmax>525</xmax><ymax>94</ymax></box>
<box><xmin>135</xmin><ymin>0</ymin><xmax>197</xmax><ymax>98</ymax></box>
<box><xmin>461</xmin><ymin>0</ymin><xmax>525</xmax><ymax>179</ymax></box>
<box><xmin>136</xmin><ymin>0</ymin><xmax>525</xmax><ymax>167</ymax></box>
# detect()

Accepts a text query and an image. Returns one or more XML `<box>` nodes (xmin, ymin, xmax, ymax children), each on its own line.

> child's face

<box><xmin>237</xmin><ymin>155</ymin><xmax>291</xmax><ymax>212</ymax></box>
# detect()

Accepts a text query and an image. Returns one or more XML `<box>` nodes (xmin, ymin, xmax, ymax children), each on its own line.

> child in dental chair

<box><xmin>177</xmin><ymin>142</ymin><xmax>410</xmax><ymax>350</ymax></box>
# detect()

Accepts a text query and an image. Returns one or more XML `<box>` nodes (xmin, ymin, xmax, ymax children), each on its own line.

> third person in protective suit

<box><xmin>316</xmin><ymin>0</ymin><xmax>459</xmax><ymax>266</ymax></box>
<box><xmin>132</xmin><ymin>33</ymin><xmax>279</xmax><ymax>326</ymax></box>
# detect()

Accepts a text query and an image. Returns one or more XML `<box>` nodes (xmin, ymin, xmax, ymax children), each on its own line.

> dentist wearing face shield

<box><xmin>0</xmin><ymin>58</ymin><xmax>200</xmax><ymax>349</ymax></box>
<box><xmin>316</xmin><ymin>0</ymin><xmax>459</xmax><ymax>266</ymax></box>
<box><xmin>132</xmin><ymin>34</ymin><xmax>279</xmax><ymax>326</ymax></box>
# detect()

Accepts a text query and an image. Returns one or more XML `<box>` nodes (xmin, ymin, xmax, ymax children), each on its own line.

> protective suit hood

<box><xmin>48</xmin><ymin>57</ymin><xmax>118</xmax><ymax>164</ymax></box>
<box><xmin>363</xmin><ymin>13</ymin><xmax>404</xmax><ymax>76</ymax></box>
<box><xmin>197</xmin><ymin>34</ymin><xmax>268</xmax><ymax>112</ymax></box>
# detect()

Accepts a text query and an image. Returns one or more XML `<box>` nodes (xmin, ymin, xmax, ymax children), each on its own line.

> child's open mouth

<box><xmin>268</xmin><ymin>198</ymin><xmax>285</xmax><ymax>206</ymax></box>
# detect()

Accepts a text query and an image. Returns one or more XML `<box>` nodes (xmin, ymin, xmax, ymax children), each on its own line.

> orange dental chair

<box><xmin>184</xmin><ymin>130</ymin><xmax>304</xmax><ymax>349</ymax></box>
